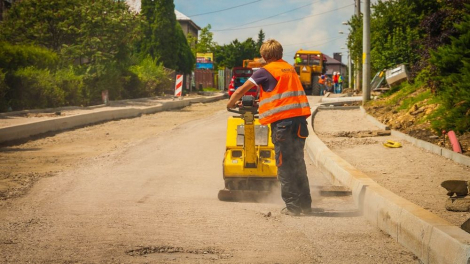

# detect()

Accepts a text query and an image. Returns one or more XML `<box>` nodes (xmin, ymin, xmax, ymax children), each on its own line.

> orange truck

<box><xmin>243</xmin><ymin>58</ymin><xmax>266</xmax><ymax>69</ymax></box>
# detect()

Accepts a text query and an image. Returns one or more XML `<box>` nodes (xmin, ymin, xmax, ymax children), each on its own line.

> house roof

<box><xmin>175</xmin><ymin>10</ymin><xmax>190</xmax><ymax>20</ymax></box>
<box><xmin>323</xmin><ymin>54</ymin><xmax>345</xmax><ymax>66</ymax></box>
<box><xmin>175</xmin><ymin>10</ymin><xmax>201</xmax><ymax>30</ymax></box>
<box><xmin>125</xmin><ymin>1</ymin><xmax>201</xmax><ymax>30</ymax></box>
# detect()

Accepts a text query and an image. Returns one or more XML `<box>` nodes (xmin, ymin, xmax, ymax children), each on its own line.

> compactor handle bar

<box><xmin>227</xmin><ymin>95</ymin><xmax>259</xmax><ymax>115</ymax></box>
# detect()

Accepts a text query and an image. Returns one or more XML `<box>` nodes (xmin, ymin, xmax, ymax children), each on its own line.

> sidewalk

<box><xmin>0</xmin><ymin>93</ymin><xmax>226</xmax><ymax>144</ymax></box>
<box><xmin>307</xmin><ymin>96</ymin><xmax>470</xmax><ymax>264</ymax></box>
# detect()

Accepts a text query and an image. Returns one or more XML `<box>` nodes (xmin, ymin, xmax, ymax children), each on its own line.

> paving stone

<box><xmin>441</xmin><ymin>180</ymin><xmax>469</xmax><ymax>197</ymax></box>
<box><xmin>445</xmin><ymin>197</ymin><xmax>470</xmax><ymax>212</ymax></box>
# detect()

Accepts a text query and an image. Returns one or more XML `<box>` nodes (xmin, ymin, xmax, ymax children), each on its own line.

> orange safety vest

<box><xmin>258</xmin><ymin>59</ymin><xmax>311</xmax><ymax>125</ymax></box>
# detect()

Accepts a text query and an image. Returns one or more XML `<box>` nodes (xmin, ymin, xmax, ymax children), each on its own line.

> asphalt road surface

<box><xmin>0</xmin><ymin>99</ymin><xmax>418</xmax><ymax>263</ymax></box>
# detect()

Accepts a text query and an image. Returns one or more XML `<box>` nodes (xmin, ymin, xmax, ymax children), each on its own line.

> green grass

<box><xmin>202</xmin><ymin>87</ymin><xmax>218</xmax><ymax>92</ymax></box>
<box><xmin>397</xmin><ymin>89</ymin><xmax>432</xmax><ymax>110</ymax></box>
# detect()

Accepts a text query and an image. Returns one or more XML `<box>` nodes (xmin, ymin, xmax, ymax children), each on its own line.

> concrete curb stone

<box><xmin>306</xmin><ymin>104</ymin><xmax>470</xmax><ymax>264</ymax></box>
<box><xmin>0</xmin><ymin>93</ymin><xmax>226</xmax><ymax>144</ymax></box>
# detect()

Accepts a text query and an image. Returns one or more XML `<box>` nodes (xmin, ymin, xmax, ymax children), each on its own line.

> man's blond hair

<box><xmin>260</xmin><ymin>39</ymin><xmax>283</xmax><ymax>61</ymax></box>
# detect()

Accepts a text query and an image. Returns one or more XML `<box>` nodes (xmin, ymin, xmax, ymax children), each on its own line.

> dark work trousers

<box><xmin>271</xmin><ymin>116</ymin><xmax>312</xmax><ymax>214</ymax></box>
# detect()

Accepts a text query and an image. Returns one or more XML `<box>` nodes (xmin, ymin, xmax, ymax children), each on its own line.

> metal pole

<box><xmin>348</xmin><ymin>50</ymin><xmax>351</xmax><ymax>88</ymax></box>
<box><xmin>354</xmin><ymin>0</ymin><xmax>361</xmax><ymax>92</ymax></box>
<box><xmin>362</xmin><ymin>0</ymin><xmax>370</xmax><ymax>104</ymax></box>
<box><xmin>355</xmin><ymin>0</ymin><xmax>361</xmax><ymax>17</ymax></box>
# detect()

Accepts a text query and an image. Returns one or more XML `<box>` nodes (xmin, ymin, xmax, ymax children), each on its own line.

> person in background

<box><xmin>318</xmin><ymin>74</ymin><xmax>326</xmax><ymax>95</ymax></box>
<box><xmin>333</xmin><ymin>72</ymin><xmax>339</xmax><ymax>94</ymax></box>
<box><xmin>295</xmin><ymin>54</ymin><xmax>302</xmax><ymax>65</ymax></box>
<box><xmin>338</xmin><ymin>73</ymin><xmax>343</xmax><ymax>94</ymax></box>
<box><xmin>227</xmin><ymin>39</ymin><xmax>312</xmax><ymax>216</ymax></box>
<box><xmin>326</xmin><ymin>77</ymin><xmax>333</xmax><ymax>93</ymax></box>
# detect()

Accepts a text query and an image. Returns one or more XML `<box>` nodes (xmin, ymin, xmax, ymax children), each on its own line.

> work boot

<box><xmin>281</xmin><ymin>207</ymin><xmax>300</xmax><ymax>216</ymax></box>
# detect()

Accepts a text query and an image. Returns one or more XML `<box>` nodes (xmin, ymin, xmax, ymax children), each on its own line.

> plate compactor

<box><xmin>218</xmin><ymin>95</ymin><xmax>278</xmax><ymax>201</ymax></box>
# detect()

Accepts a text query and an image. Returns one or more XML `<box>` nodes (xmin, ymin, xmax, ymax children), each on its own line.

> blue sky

<box><xmin>174</xmin><ymin>0</ymin><xmax>365</xmax><ymax>64</ymax></box>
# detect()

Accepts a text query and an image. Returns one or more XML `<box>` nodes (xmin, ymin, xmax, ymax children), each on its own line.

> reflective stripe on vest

<box><xmin>259</xmin><ymin>90</ymin><xmax>307</xmax><ymax>106</ymax></box>
<box><xmin>259</xmin><ymin>60</ymin><xmax>311</xmax><ymax>124</ymax></box>
<box><xmin>259</xmin><ymin>102</ymin><xmax>310</xmax><ymax>120</ymax></box>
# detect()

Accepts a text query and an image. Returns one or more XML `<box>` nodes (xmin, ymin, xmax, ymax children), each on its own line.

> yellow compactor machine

<box><xmin>218</xmin><ymin>95</ymin><xmax>278</xmax><ymax>201</ymax></box>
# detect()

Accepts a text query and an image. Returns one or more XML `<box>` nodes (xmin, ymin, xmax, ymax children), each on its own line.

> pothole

<box><xmin>126</xmin><ymin>246</ymin><xmax>231</xmax><ymax>259</ymax></box>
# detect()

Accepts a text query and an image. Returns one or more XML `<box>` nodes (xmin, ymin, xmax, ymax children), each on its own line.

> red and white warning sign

<box><xmin>174</xmin><ymin>74</ymin><xmax>183</xmax><ymax>97</ymax></box>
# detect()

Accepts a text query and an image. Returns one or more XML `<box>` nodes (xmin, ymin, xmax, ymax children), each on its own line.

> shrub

<box><xmin>55</xmin><ymin>67</ymin><xmax>84</xmax><ymax>106</ymax></box>
<box><xmin>80</xmin><ymin>63</ymin><xmax>125</xmax><ymax>105</ymax></box>
<box><xmin>0</xmin><ymin>70</ymin><xmax>9</xmax><ymax>111</ymax></box>
<box><xmin>0</xmin><ymin>42</ymin><xmax>58</xmax><ymax>71</ymax></box>
<box><xmin>129</xmin><ymin>56</ymin><xmax>173</xmax><ymax>97</ymax></box>
<box><xmin>11</xmin><ymin>67</ymin><xmax>65</xmax><ymax>110</ymax></box>
<box><xmin>429</xmin><ymin>8</ymin><xmax>470</xmax><ymax>133</ymax></box>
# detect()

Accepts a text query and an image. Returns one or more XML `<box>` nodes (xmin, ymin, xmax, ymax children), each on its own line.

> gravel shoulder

<box><xmin>314</xmin><ymin>108</ymin><xmax>470</xmax><ymax>227</ymax></box>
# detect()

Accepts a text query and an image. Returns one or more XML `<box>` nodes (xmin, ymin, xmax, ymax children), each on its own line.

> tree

<box><xmin>138</xmin><ymin>0</ymin><xmax>194</xmax><ymax>74</ymax></box>
<box><xmin>347</xmin><ymin>0</ymin><xmax>444</xmax><ymax>77</ymax></box>
<box><xmin>0</xmin><ymin>0</ymin><xmax>80</xmax><ymax>51</ymax></box>
<box><xmin>197</xmin><ymin>24</ymin><xmax>216</xmax><ymax>53</ymax></box>
<box><xmin>175</xmin><ymin>23</ymin><xmax>195</xmax><ymax>74</ymax></box>
<box><xmin>256</xmin><ymin>29</ymin><xmax>265</xmax><ymax>56</ymax></box>
<box><xmin>214</xmin><ymin>38</ymin><xmax>258</xmax><ymax>69</ymax></box>
<box><xmin>369</xmin><ymin>0</ymin><xmax>421</xmax><ymax>73</ymax></box>
<box><xmin>429</xmin><ymin>7</ymin><xmax>470</xmax><ymax>133</ymax></box>
<box><xmin>346</xmin><ymin>14</ymin><xmax>362</xmax><ymax>73</ymax></box>
<box><xmin>139</xmin><ymin>0</ymin><xmax>178</xmax><ymax>69</ymax></box>
<box><xmin>0</xmin><ymin>0</ymin><xmax>140</xmax><ymax>66</ymax></box>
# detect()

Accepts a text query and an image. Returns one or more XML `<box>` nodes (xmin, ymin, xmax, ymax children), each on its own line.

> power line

<box><xmin>284</xmin><ymin>36</ymin><xmax>347</xmax><ymax>56</ymax></box>
<box><xmin>282</xmin><ymin>36</ymin><xmax>345</xmax><ymax>47</ymax></box>
<box><xmin>187</xmin><ymin>0</ymin><xmax>262</xmax><ymax>17</ymax></box>
<box><xmin>212</xmin><ymin>4</ymin><xmax>354</xmax><ymax>32</ymax></box>
<box><xmin>223</xmin><ymin>1</ymin><xmax>321</xmax><ymax>30</ymax></box>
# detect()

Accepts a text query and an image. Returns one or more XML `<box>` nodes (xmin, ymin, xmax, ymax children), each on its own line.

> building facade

<box><xmin>324</xmin><ymin>54</ymin><xmax>347</xmax><ymax>77</ymax></box>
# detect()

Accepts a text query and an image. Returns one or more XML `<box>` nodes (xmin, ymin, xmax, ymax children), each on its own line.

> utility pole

<box><xmin>355</xmin><ymin>0</ymin><xmax>361</xmax><ymax>17</ymax></box>
<box><xmin>354</xmin><ymin>0</ymin><xmax>361</xmax><ymax>92</ymax></box>
<box><xmin>348</xmin><ymin>53</ymin><xmax>351</xmax><ymax>89</ymax></box>
<box><xmin>362</xmin><ymin>0</ymin><xmax>371</xmax><ymax>104</ymax></box>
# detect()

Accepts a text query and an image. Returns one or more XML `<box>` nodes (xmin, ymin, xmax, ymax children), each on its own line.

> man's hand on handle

<box><xmin>226</xmin><ymin>79</ymin><xmax>257</xmax><ymax>109</ymax></box>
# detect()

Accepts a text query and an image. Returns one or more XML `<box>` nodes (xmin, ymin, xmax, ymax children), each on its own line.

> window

<box><xmin>309</xmin><ymin>54</ymin><xmax>321</xmax><ymax>66</ymax></box>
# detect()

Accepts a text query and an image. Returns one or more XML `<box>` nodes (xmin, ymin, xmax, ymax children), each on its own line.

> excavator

<box><xmin>218</xmin><ymin>95</ymin><xmax>278</xmax><ymax>201</ymax></box>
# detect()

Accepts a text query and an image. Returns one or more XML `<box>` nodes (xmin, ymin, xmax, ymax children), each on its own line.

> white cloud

<box><xmin>175</xmin><ymin>0</ymin><xmax>358</xmax><ymax>63</ymax></box>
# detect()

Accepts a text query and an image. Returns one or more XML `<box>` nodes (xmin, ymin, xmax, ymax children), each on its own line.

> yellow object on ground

<box><xmin>383</xmin><ymin>140</ymin><xmax>402</xmax><ymax>148</ymax></box>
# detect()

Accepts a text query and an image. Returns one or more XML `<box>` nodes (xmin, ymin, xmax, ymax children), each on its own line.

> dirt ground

<box><xmin>0</xmin><ymin>98</ymin><xmax>419</xmax><ymax>263</ymax></box>
<box><xmin>0</xmin><ymin>98</ymin><xmax>223</xmax><ymax>201</ymax></box>
<box><xmin>364</xmin><ymin>95</ymin><xmax>470</xmax><ymax>158</ymax></box>
<box><xmin>314</xmin><ymin>108</ymin><xmax>470</xmax><ymax>227</ymax></box>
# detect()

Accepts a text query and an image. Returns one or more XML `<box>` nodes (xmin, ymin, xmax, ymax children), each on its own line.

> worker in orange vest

<box><xmin>318</xmin><ymin>74</ymin><xmax>326</xmax><ymax>95</ymax></box>
<box><xmin>227</xmin><ymin>39</ymin><xmax>312</xmax><ymax>216</ymax></box>
<box><xmin>333</xmin><ymin>72</ymin><xmax>339</xmax><ymax>93</ymax></box>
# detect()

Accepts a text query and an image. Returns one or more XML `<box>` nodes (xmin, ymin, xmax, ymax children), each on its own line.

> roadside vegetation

<box><xmin>346</xmin><ymin>0</ymin><xmax>470</xmax><ymax>151</ymax></box>
<box><xmin>1</xmin><ymin>0</ymin><xmax>469</xmax><ymax>144</ymax></box>
<box><xmin>0</xmin><ymin>0</ymin><xmax>193</xmax><ymax>111</ymax></box>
